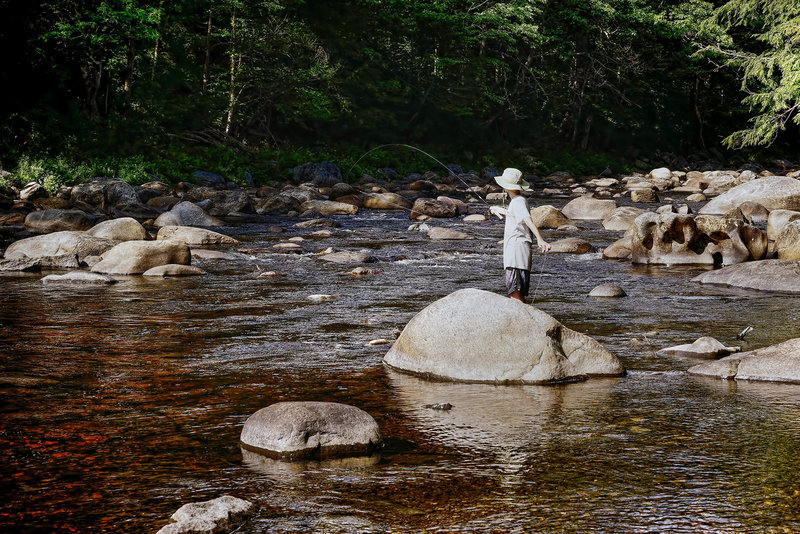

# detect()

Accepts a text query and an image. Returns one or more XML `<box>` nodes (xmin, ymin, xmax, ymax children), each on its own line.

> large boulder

<box><xmin>86</xmin><ymin>217</ymin><xmax>149</xmax><ymax>242</ymax></box>
<box><xmin>630</xmin><ymin>212</ymin><xmax>766</xmax><ymax>265</ymax></box>
<box><xmin>240</xmin><ymin>401</ymin><xmax>383</xmax><ymax>459</ymax></box>
<box><xmin>692</xmin><ymin>259</ymin><xmax>800</xmax><ymax>293</ymax></box>
<box><xmin>4</xmin><ymin>231</ymin><xmax>115</xmax><ymax>262</ymax></box>
<box><xmin>699</xmin><ymin>176</ymin><xmax>800</xmax><ymax>215</ymax></box>
<box><xmin>292</xmin><ymin>161</ymin><xmax>343</xmax><ymax>187</ymax></box>
<box><xmin>24</xmin><ymin>209</ymin><xmax>93</xmax><ymax>233</ymax></box>
<box><xmin>91</xmin><ymin>240</ymin><xmax>191</xmax><ymax>275</ymax></box>
<box><xmin>687</xmin><ymin>338</ymin><xmax>800</xmax><ymax>383</ymax></box>
<box><xmin>383</xmin><ymin>288</ymin><xmax>625</xmax><ymax>384</ymax></box>
<box><xmin>154</xmin><ymin>201</ymin><xmax>225</xmax><ymax>227</ymax></box>
<box><xmin>70</xmin><ymin>177</ymin><xmax>158</xmax><ymax>218</ymax></box>
<box><xmin>561</xmin><ymin>195</ymin><xmax>617</xmax><ymax>221</ymax></box>
<box><xmin>156</xmin><ymin>225</ymin><xmax>238</xmax><ymax>246</ymax></box>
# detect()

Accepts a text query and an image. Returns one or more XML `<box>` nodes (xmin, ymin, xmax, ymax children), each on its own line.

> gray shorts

<box><xmin>505</xmin><ymin>267</ymin><xmax>530</xmax><ymax>297</ymax></box>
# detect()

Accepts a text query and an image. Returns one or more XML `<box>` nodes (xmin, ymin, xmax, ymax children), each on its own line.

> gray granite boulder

<box><xmin>240</xmin><ymin>401</ymin><xmax>383</xmax><ymax>459</ymax></box>
<box><xmin>692</xmin><ymin>260</ymin><xmax>800</xmax><ymax>293</ymax></box>
<box><xmin>384</xmin><ymin>288</ymin><xmax>625</xmax><ymax>384</ymax></box>
<box><xmin>699</xmin><ymin>176</ymin><xmax>800</xmax><ymax>215</ymax></box>
<box><xmin>688</xmin><ymin>338</ymin><xmax>800</xmax><ymax>383</ymax></box>
<box><xmin>24</xmin><ymin>209</ymin><xmax>93</xmax><ymax>233</ymax></box>
<box><xmin>91</xmin><ymin>240</ymin><xmax>191</xmax><ymax>275</ymax></box>
<box><xmin>154</xmin><ymin>201</ymin><xmax>224</xmax><ymax>227</ymax></box>
<box><xmin>658</xmin><ymin>336</ymin><xmax>739</xmax><ymax>359</ymax></box>
<box><xmin>561</xmin><ymin>195</ymin><xmax>617</xmax><ymax>221</ymax></box>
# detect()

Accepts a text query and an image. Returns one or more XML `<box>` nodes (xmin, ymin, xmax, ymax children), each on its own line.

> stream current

<box><xmin>2</xmin><ymin>201</ymin><xmax>800</xmax><ymax>532</ymax></box>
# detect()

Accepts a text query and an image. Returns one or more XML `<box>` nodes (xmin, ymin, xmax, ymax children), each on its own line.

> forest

<box><xmin>0</xmin><ymin>0</ymin><xmax>798</xmax><ymax>187</ymax></box>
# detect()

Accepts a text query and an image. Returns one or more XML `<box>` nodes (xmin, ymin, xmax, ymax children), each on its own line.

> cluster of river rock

<box><xmin>4</xmin><ymin>160</ymin><xmax>800</xmax><ymax>531</ymax></box>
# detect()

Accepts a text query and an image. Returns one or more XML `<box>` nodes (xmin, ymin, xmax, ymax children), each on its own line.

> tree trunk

<box><xmin>203</xmin><ymin>11</ymin><xmax>212</xmax><ymax>92</ymax></box>
<box><xmin>80</xmin><ymin>59</ymin><xmax>103</xmax><ymax>120</ymax></box>
<box><xmin>225</xmin><ymin>8</ymin><xmax>237</xmax><ymax>135</ymax></box>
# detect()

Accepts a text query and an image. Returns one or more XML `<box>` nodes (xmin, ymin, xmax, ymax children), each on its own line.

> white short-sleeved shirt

<box><xmin>503</xmin><ymin>195</ymin><xmax>533</xmax><ymax>270</ymax></box>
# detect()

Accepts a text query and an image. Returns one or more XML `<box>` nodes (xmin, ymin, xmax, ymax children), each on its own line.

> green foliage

<box><xmin>12</xmin><ymin>154</ymin><xmax>153</xmax><ymax>194</ymax></box>
<box><xmin>537</xmin><ymin>151</ymin><xmax>631</xmax><ymax>177</ymax></box>
<box><xmin>697</xmin><ymin>0</ymin><xmax>800</xmax><ymax>148</ymax></box>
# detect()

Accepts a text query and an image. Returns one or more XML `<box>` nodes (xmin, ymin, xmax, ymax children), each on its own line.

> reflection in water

<box><xmin>1</xmin><ymin>209</ymin><xmax>800</xmax><ymax>532</ymax></box>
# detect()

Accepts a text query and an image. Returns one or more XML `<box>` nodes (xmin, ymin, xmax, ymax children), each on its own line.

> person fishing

<box><xmin>489</xmin><ymin>168</ymin><xmax>550</xmax><ymax>303</ymax></box>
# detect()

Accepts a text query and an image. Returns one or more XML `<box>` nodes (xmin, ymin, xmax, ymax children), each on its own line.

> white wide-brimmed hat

<box><xmin>493</xmin><ymin>168</ymin><xmax>530</xmax><ymax>191</ymax></box>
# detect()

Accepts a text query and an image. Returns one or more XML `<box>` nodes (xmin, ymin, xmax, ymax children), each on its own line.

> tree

<box><xmin>699</xmin><ymin>0</ymin><xmax>800</xmax><ymax>148</ymax></box>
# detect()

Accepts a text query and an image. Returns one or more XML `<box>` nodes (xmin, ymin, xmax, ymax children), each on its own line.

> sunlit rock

<box><xmin>361</xmin><ymin>192</ymin><xmax>412</xmax><ymax>211</ymax></box>
<box><xmin>602</xmin><ymin>234</ymin><xmax>632</xmax><ymax>260</ymax></box>
<box><xmin>775</xmin><ymin>220</ymin><xmax>800</xmax><ymax>260</ymax></box>
<box><xmin>692</xmin><ymin>259</ymin><xmax>800</xmax><ymax>293</ymax></box>
<box><xmin>142</xmin><ymin>264</ymin><xmax>207</xmax><ymax>277</ymax></box>
<box><xmin>300</xmin><ymin>199</ymin><xmax>358</xmax><ymax>216</ymax></box>
<box><xmin>688</xmin><ymin>338</ymin><xmax>800</xmax><ymax>383</ymax></box>
<box><xmin>588</xmin><ymin>283</ymin><xmax>626</xmax><ymax>297</ymax></box>
<box><xmin>410</xmin><ymin>198</ymin><xmax>459</xmax><ymax>219</ymax></box>
<box><xmin>240</xmin><ymin>401</ymin><xmax>383</xmax><ymax>459</ymax></box>
<box><xmin>157</xmin><ymin>495</ymin><xmax>254</xmax><ymax>534</ymax></box>
<box><xmin>91</xmin><ymin>240</ymin><xmax>191</xmax><ymax>275</ymax></box>
<box><xmin>318</xmin><ymin>250</ymin><xmax>374</xmax><ymax>264</ymax></box>
<box><xmin>602</xmin><ymin>206</ymin><xmax>647</xmax><ymax>231</ymax></box>
<box><xmin>561</xmin><ymin>195</ymin><xmax>617</xmax><ymax>221</ymax></box>
<box><xmin>156</xmin><ymin>225</ymin><xmax>238</xmax><ymax>246</ymax></box>
<box><xmin>530</xmin><ymin>205</ymin><xmax>570</xmax><ymax>229</ymax></box>
<box><xmin>427</xmin><ymin>227</ymin><xmax>471</xmax><ymax>240</ymax></box>
<box><xmin>630</xmin><ymin>212</ymin><xmax>766</xmax><ymax>265</ymax></box>
<box><xmin>384</xmin><ymin>288</ymin><xmax>625</xmax><ymax>384</ymax></box>
<box><xmin>658</xmin><ymin>336</ymin><xmax>739</xmax><ymax>359</ymax></box>
<box><xmin>699</xmin><ymin>176</ymin><xmax>800</xmax><ymax>215</ymax></box>
<box><xmin>4</xmin><ymin>231</ymin><xmax>115</xmax><ymax>262</ymax></box>
<box><xmin>767</xmin><ymin>209</ymin><xmax>800</xmax><ymax>241</ymax></box>
<box><xmin>41</xmin><ymin>271</ymin><xmax>117</xmax><ymax>285</ymax></box>
<box><xmin>86</xmin><ymin>217</ymin><xmax>149</xmax><ymax>241</ymax></box>
<box><xmin>548</xmin><ymin>237</ymin><xmax>592</xmax><ymax>254</ymax></box>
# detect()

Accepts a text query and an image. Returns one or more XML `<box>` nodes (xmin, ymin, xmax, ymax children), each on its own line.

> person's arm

<box><xmin>523</xmin><ymin>216</ymin><xmax>550</xmax><ymax>252</ymax></box>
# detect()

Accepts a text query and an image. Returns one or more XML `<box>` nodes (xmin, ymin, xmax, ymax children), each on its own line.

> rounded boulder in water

<box><xmin>384</xmin><ymin>288</ymin><xmax>625</xmax><ymax>384</ymax></box>
<box><xmin>240</xmin><ymin>401</ymin><xmax>383</xmax><ymax>460</ymax></box>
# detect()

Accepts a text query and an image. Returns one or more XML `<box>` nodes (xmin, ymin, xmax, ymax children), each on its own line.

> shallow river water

<box><xmin>2</xmin><ymin>202</ymin><xmax>800</xmax><ymax>533</ymax></box>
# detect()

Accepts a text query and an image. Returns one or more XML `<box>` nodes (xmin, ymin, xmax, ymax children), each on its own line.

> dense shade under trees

<box><xmin>0</xmin><ymin>0</ymin><xmax>797</xmax><ymax>180</ymax></box>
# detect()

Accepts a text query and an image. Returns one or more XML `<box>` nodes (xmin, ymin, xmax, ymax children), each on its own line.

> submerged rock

<box><xmin>658</xmin><ymin>336</ymin><xmax>739</xmax><ymax>359</ymax></box>
<box><xmin>687</xmin><ymin>338</ymin><xmax>800</xmax><ymax>383</ymax></box>
<box><xmin>589</xmin><ymin>283</ymin><xmax>627</xmax><ymax>297</ymax></box>
<box><xmin>240</xmin><ymin>401</ymin><xmax>383</xmax><ymax>459</ymax></box>
<box><xmin>384</xmin><ymin>288</ymin><xmax>625</xmax><ymax>384</ymax></box>
<box><xmin>41</xmin><ymin>271</ymin><xmax>117</xmax><ymax>285</ymax></box>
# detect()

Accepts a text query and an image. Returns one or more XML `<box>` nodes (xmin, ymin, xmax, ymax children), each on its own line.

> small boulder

<box><xmin>240</xmin><ymin>401</ymin><xmax>383</xmax><ymax>459</ymax></box>
<box><xmin>362</xmin><ymin>193</ymin><xmax>412</xmax><ymax>211</ymax></box>
<box><xmin>157</xmin><ymin>495</ymin><xmax>254</xmax><ymax>534</ymax></box>
<box><xmin>548</xmin><ymin>237</ymin><xmax>592</xmax><ymax>254</ymax></box>
<box><xmin>427</xmin><ymin>227</ymin><xmax>471</xmax><ymax>240</ymax></box>
<box><xmin>588</xmin><ymin>283</ymin><xmax>626</xmax><ymax>297</ymax></box>
<box><xmin>602</xmin><ymin>235</ymin><xmax>632</xmax><ymax>260</ymax></box>
<box><xmin>319</xmin><ymin>250</ymin><xmax>375</xmax><ymax>264</ymax></box>
<box><xmin>603</xmin><ymin>207</ymin><xmax>647</xmax><ymax>231</ymax></box>
<box><xmin>143</xmin><ymin>265</ymin><xmax>207</xmax><ymax>277</ymax></box>
<box><xmin>410</xmin><ymin>198</ymin><xmax>459</xmax><ymax>219</ymax></box>
<box><xmin>630</xmin><ymin>189</ymin><xmax>659</xmax><ymax>203</ymax></box>
<box><xmin>299</xmin><ymin>200</ymin><xmax>358</xmax><ymax>216</ymax></box>
<box><xmin>530</xmin><ymin>205</ymin><xmax>570</xmax><ymax>229</ymax></box>
<box><xmin>658</xmin><ymin>336</ymin><xmax>739</xmax><ymax>359</ymax></box>
<box><xmin>41</xmin><ymin>271</ymin><xmax>118</xmax><ymax>285</ymax></box>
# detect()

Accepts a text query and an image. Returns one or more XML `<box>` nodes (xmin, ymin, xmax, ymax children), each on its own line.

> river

<box><xmin>2</xmin><ymin>203</ymin><xmax>800</xmax><ymax>532</ymax></box>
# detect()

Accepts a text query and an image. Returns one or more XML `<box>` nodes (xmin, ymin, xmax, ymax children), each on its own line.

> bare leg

<box><xmin>508</xmin><ymin>291</ymin><xmax>525</xmax><ymax>303</ymax></box>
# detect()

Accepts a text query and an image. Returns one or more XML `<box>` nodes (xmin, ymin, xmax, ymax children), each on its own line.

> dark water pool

<box><xmin>2</xmin><ymin>208</ymin><xmax>800</xmax><ymax>532</ymax></box>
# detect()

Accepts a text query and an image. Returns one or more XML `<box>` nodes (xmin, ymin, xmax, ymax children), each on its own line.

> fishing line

<box><xmin>529</xmin><ymin>250</ymin><xmax>549</xmax><ymax>305</ymax></box>
<box><xmin>346</xmin><ymin>143</ymin><xmax>493</xmax><ymax>210</ymax></box>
